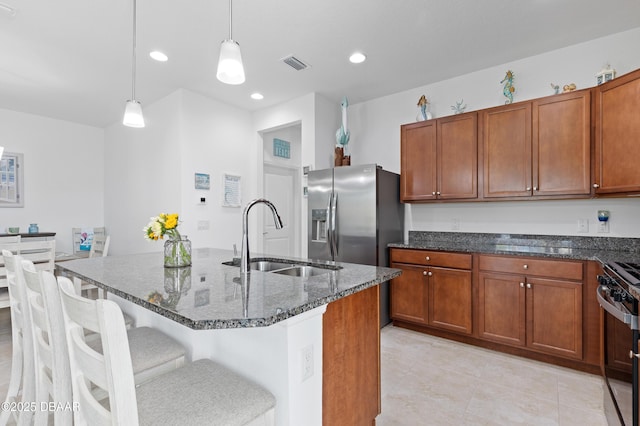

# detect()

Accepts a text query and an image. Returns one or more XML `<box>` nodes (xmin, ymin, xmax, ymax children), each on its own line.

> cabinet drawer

<box><xmin>479</xmin><ymin>255</ymin><xmax>583</xmax><ymax>280</ymax></box>
<box><xmin>390</xmin><ymin>249</ymin><xmax>472</xmax><ymax>269</ymax></box>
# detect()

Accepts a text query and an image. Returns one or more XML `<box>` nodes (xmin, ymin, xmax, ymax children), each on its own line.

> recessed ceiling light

<box><xmin>251</xmin><ymin>93</ymin><xmax>264</xmax><ymax>100</ymax></box>
<box><xmin>149</xmin><ymin>51</ymin><xmax>168</xmax><ymax>62</ymax></box>
<box><xmin>349</xmin><ymin>52</ymin><xmax>366</xmax><ymax>64</ymax></box>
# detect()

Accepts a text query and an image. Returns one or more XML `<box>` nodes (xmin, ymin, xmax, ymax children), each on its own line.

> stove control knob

<box><xmin>613</xmin><ymin>289</ymin><xmax>624</xmax><ymax>302</ymax></box>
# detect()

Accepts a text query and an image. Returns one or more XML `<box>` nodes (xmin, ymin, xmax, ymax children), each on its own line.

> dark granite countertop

<box><xmin>389</xmin><ymin>231</ymin><xmax>640</xmax><ymax>264</ymax></box>
<box><xmin>56</xmin><ymin>248</ymin><xmax>400</xmax><ymax>330</ymax></box>
<box><xmin>390</xmin><ymin>231</ymin><xmax>640</xmax><ymax>300</ymax></box>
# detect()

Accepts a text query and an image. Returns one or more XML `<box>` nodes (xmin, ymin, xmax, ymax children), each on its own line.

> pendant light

<box><xmin>123</xmin><ymin>0</ymin><xmax>145</xmax><ymax>127</ymax></box>
<box><xmin>216</xmin><ymin>0</ymin><xmax>245</xmax><ymax>85</ymax></box>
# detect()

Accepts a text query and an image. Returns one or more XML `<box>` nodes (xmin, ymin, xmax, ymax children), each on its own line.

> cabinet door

<box><xmin>533</xmin><ymin>91</ymin><xmax>591</xmax><ymax>196</ymax></box>
<box><xmin>428</xmin><ymin>267</ymin><xmax>472</xmax><ymax>334</ymax></box>
<box><xmin>390</xmin><ymin>263</ymin><xmax>428</xmax><ymax>325</ymax></box>
<box><xmin>437</xmin><ymin>113</ymin><xmax>478</xmax><ymax>199</ymax></box>
<box><xmin>482</xmin><ymin>103</ymin><xmax>532</xmax><ymax>198</ymax></box>
<box><xmin>478</xmin><ymin>272</ymin><xmax>526</xmax><ymax>346</ymax></box>
<box><xmin>400</xmin><ymin>121</ymin><xmax>437</xmax><ymax>201</ymax></box>
<box><xmin>595</xmin><ymin>69</ymin><xmax>640</xmax><ymax>194</ymax></box>
<box><xmin>526</xmin><ymin>277</ymin><xmax>583</xmax><ymax>359</ymax></box>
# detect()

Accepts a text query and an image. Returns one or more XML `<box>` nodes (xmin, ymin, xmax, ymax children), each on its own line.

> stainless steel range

<box><xmin>597</xmin><ymin>261</ymin><xmax>640</xmax><ymax>426</ymax></box>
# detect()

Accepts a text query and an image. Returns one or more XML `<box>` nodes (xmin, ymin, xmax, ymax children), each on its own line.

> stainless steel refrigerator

<box><xmin>307</xmin><ymin>164</ymin><xmax>403</xmax><ymax>327</ymax></box>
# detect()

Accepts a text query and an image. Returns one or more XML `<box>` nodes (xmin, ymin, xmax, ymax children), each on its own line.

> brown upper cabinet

<box><xmin>594</xmin><ymin>68</ymin><xmax>640</xmax><ymax>195</ymax></box>
<box><xmin>400</xmin><ymin>112</ymin><xmax>477</xmax><ymax>201</ymax></box>
<box><xmin>482</xmin><ymin>90</ymin><xmax>591</xmax><ymax>199</ymax></box>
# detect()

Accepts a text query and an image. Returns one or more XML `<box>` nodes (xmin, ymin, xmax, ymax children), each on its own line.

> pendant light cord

<box><xmin>131</xmin><ymin>0</ymin><xmax>137</xmax><ymax>100</ymax></box>
<box><xmin>228</xmin><ymin>0</ymin><xmax>232</xmax><ymax>40</ymax></box>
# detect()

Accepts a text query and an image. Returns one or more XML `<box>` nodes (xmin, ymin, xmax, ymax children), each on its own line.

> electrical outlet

<box><xmin>577</xmin><ymin>218</ymin><xmax>589</xmax><ymax>233</ymax></box>
<box><xmin>197</xmin><ymin>220</ymin><xmax>209</xmax><ymax>230</ymax></box>
<box><xmin>301</xmin><ymin>345</ymin><xmax>313</xmax><ymax>382</ymax></box>
<box><xmin>598</xmin><ymin>221</ymin><xmax>610</xmax><ymax>233</ymax></box>
<box><xmin>451</xmin><ymin>218</ymin><xmax>460</xmax><ymax>231</ymax></box>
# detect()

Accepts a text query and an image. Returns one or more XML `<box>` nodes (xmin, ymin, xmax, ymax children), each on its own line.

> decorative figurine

<box><xmin>562</xmin><ymin>83</ymin><xmax>577</xmax><ymax>93</ymax></box>
<box><xmin>416</xmin><ymin>95</ymin><xmax>432</xmax><ymax>121</ymax></box>
<box><xmin>550</xmin><ymin>83</ymin><xmax>560</xmax><ymax>95</ymax></box>
<box><xmin>451</xmin><ymin>99</ymin><xmax>467</xmax><ymax>115</ymax></box>
<box><xmin>500</xmin><ymin>70</ymin><xmax>515</xmax><ymax>104</ymax></box>
<box><xmin>335</xmin><ymin>97</ymin><xmax>351</xmax><ymax>166</ymax></box>
<box><xmin>596</xmin><ymin>64</ymin><xmax>616</xmax><ymax>85</ymax></box>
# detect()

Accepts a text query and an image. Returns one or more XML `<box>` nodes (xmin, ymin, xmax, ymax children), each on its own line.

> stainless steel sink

<box><xmin>223</xmin><ymin>258</ymin><xmax>341</xmax><ymax>277</ymax></box>
<box><xmin>250</xmin><ymin>261</ymin><xmax>294</xmax><ymax>272</ymax></box>
<box><xmin>272</xmin><ymin>265</ymin><xmax>332</xmax><ymax>277</ymax></box>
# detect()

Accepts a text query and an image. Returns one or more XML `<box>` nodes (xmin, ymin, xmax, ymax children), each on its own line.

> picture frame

<box><xmin>194</xmin><ymin>173</ymin><xmax>210</xmax><ymax>190</ymax></box>
<box><xmin>222</xmin><ymin>173</ymin><xmax>241</xmax><ymax>207</ymax></box>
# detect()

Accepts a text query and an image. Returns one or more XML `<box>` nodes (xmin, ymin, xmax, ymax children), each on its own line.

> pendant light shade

<box><xmin>217</xmin><ymin>0</ymin><xmax>245</xmax><ymax>85</ymax></box>
<box><xmin>123</xmin><ymin>0</ymin><xmax>145</xmax><ymax>127</ymax></box>
<box><xmin>217</xmin><ymin>40</ymin><xmax>245</xmax><ymax>85</ymax></box>
<box><xmin>123</xmin><ymin>100</ymin><xmax>145</xmax><ymax>128</ymax></box>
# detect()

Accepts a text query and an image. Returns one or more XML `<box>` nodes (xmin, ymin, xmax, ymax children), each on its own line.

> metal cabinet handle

<box><xmin>432</xmin><ymin>191</ymin><xmax>436</xmax><ymax>195</ymax></box>
<box><xmin>533</xmin><ymin>186</ymin><xmax>538</xmax><ymax>191</ymax></box>
<box><xmin>436</xmin><ymin>191</ymin><xmax>441</xmax><ymax>195</ymax></box>
<box><xmin>520</xmin><ymin>282</ymin><xmax>524</xmax><ymax>288</ymax></box>
<box><xmin>425</xmin><ymin>256</ymin><xmax>430</xmax><ymax>261</ymax></box>
<box><xmin>428</xmin><ymin>271</ymin><xmax>433</xmax><ymax>277</ymax></box>
<box><xmin>523</xmin><ymin>264</ymin><xmax>528</xmax><ymax>270</ymax></box>
<box><xmin>423</xmin><ymin>271</ymin><xmax>428</xmax><ymax>276</ymax></box>
<box><xmin>526</xmin><ymin>283</ymin><xmax>532</xmax><ymax>289</ymax></box>
<box><xmin>630</xmin><ymin>350</ymin><xmax>640</xmax><ymax>359</ymax></box>
<box><xmin>526</xmin><ymin>187</ymin><xmax>531</xmax><ymax>191</ymax></box>
<box><xmin>593</xmin><ymin>183</ymin><xmax>600</xmax><ymax>188</ymax></box>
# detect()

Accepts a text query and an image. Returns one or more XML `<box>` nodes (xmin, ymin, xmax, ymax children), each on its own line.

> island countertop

<box><xmin>55</xmin><ymin>248</ymin><xmax>401</xmax><ymax>330</ymax></box>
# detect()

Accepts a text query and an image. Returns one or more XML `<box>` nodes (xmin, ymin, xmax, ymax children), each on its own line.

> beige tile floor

<box><xmin>0</xmin><ymin>308</ymin><xmax>608</xmax><ymax>426</ymax></box>
<box><xmin>378</xmin><ymin>325</ymin><xmax>608</xmax><ymax>426</ymax></box>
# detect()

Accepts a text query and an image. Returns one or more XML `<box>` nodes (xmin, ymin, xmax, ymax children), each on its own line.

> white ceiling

<box><xmin>1</xmin><ymin>0</ymin><xmax>639</xmax><ymax>128</ymax></box>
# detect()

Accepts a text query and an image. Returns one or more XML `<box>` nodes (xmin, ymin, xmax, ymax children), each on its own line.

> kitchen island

<box><xmin>56</xmin><ymin>248</ymin><xmax>401</xmax><ymax>426</ymax></box>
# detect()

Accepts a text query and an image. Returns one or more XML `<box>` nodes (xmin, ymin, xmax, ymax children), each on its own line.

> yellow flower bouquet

<box><xmin>143</xmin><ymin>213</ymin><xmax>192</xmax><ymax>267</ymax></box>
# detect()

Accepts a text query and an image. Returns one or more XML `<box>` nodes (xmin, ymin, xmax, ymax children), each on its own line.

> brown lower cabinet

<box><xmin>390</xmin><ymin>248</ymin><xmax>599</xmax><ymax>372</ymax></box>
<box><xmin>390</xmin><ymin>249</ymin><xmax>473</xmax><ymax>335</ymax></box>
<box><xmin>477</xmin><ymin>272</ymin><xmax>583</xmax><ymax>359</ymax></box>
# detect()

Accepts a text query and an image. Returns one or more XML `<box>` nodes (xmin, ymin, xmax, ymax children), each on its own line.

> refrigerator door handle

<box><xmin>326</xmin><ymin>194</ymin><xmax>334</xmax><ymax>258</ymax></box>
<box><xmin>331</xmin><ymin>192</ymin><xmax>338</xmax><ymax>257</ymax></box>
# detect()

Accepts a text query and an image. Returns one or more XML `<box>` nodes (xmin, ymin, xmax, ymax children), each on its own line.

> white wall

<box><xmin>104</xmin><ymin>91</ymin><xmax>182</xmax><ymax>255</ymax></box>
<box><xmin>103</xmin><ymin>89</ymin><xmax>254</xmax><ymax>255</ymax></box>
<box><xmin>348</xmin><ymin>27</ymin><xmax>640</xmax><ymax>238</ymax></box>
<box><xmin>179</xmin><ymin>90</ymin><xmax>253</xmax><ymax>251</ymax></box>
<box><xmin>0</xmin><ymin>108</ymin><xmax>104</xmax><ymax>254</ymax></box>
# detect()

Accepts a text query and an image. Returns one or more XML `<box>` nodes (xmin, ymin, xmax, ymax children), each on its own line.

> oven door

<box><xmin>599</xmin><ymin>284</ymin><xmax>638</xmax><ymax>426</ymax></box>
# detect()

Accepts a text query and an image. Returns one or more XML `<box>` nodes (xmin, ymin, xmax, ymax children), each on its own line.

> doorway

<box><xmin>260</xmin><ymin>124</ymin><xmax>302</xmax><ymax>258</ymax></box>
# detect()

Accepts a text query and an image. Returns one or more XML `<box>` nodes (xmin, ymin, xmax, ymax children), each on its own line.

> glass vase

<box><xmin>164</xmin><ymin>236</ymin><xmax>192</xmax><ymax>268</ymax></box>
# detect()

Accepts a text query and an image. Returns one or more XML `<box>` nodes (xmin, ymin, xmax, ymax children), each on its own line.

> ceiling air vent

<box><xmin>281</xmin><ymin>55</ymin><xmax>310</xmax><ymax>71</ymax></box>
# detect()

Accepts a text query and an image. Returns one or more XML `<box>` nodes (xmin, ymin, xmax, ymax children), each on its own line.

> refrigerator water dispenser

<box><xmin>311</xmin><ymin>209</ymin><xmax>327</xmax><ymax>242</ymax></box>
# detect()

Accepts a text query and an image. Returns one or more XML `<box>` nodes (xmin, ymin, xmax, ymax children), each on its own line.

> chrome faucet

<box><xmin>240</xmin><ymin>198</ymin><xmax>284</xmax><ymax>274</ymax></box>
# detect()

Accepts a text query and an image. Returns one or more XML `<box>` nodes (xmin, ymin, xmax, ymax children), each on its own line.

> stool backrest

<box><xmin>22</xmin><ymin>265</ymin><xmax>73</xmax><ymax>425</ymax></box>
<box><xmin>1</xmin><ymin>250</ymin><xmax>35</xmax><ymax>424</ymax></box>
<box><xmin>58</xmin><ymin>277</ymin><xmax>139</xmax><ymax>425</ymax></box>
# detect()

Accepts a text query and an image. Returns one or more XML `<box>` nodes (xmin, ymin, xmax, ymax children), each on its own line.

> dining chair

<box><xmin>0</xmin><ymin>235</ymin><xmax>21</xmax><ymax>309</ymax></box>
<box><xmin>58</xmin><ymin>277</ymin><xmax>277</xmax><ymax>426</ymax></box>
<box><xmin>0</xmin><ymin>250</ymin><xmax>35</xmax><ymax>426</ymax></box>
<box><xmin>81</xmin><ymin>234</ymin><xmax>110</xmax><ymax>298</ymax></box>
<box><xmin>72</xmin><ymin>226</ymin><xmax>106</xmax><ymax>257</ymax></box>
